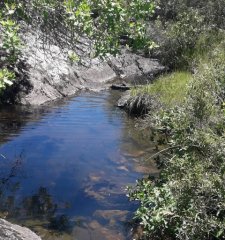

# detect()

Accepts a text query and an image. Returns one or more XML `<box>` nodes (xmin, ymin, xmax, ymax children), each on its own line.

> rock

<box><xmin>111</xmin><ymin>83</ymin><xmax>131</xmax><ymax>91</ymax></box>
<box><xmin>2</xmin><ymin>29</ymin><xmax>165</xmax><ymax>105</ymax></box>
<box><xmin>0</xmin><ymin>219</ymin><xmax>41</xmax><ymax>240</ymax></box>
<box><xmin>108</xmin><ymin>51</ymin><xmax>165</xmax><ymax>84</ymax></box>
<box><xmin>117</xmin><ymin>165</ymin><xmax>129</xmax><ymax>172</ymax></box>
<box><xmin>117</xmin><ymin>93</ymin><xmax>131</xmax><ymax>108</ymax></box>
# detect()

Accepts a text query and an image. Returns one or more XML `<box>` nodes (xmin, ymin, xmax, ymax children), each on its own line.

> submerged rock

<box><xmin>73</xmin><ymin>221</ymin><xmax>125</xmax><ymax>240</ymax></box>
<box><xmin>93</xmin><ymin>210</ymin><xmax>130</xmax><ymax>222</ymax></box>
<box><xmin>0</xmin><ymin>219</ymin><xmax>41</xmax><ymax>240</ymax></box>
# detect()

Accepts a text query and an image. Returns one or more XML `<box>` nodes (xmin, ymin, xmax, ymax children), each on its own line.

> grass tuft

<box><xmin>131</xmin><ymin>71</ymin><xmax>192</xmax><ymax>107</ymax></box>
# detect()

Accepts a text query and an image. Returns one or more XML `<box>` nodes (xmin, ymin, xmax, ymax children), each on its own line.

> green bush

<box><xmin>156</xmin><ymin>0</ymin><xmax>225</xmax><ymax>26</ymax></box>
<box><xmin>128</xmin><ymin>53</ymin><xmax>225</xmax><ymax>239</ymax></box>
<box><xmin>0</xmin><ymin>18</ymin><xmax>22</xmax><ymax>64</ymax></box>
<box><xmin>0</xmin><ymin>0</ymin><xmax>156</xmax><ymax>57</ymax></box>
<box><xmin>153</xmin><ymin>0</ymin><xmax>225</xmax><ymax>69</ymax></box>
<box><xmin>0</xmin><ymin>68</ymin><xmax>15</xmax><ymax>93</ymax></box>
<box><xmin>159</xmin><ymin>9</ymin><xmax>206</xmax><ymax>69</ymax></box>
<box><xmin>0</xmin><ymin>10</ymin><xmax>22</xmax><ymax>94</ymax></box>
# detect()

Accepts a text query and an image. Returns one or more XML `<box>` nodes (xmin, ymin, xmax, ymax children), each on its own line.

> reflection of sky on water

<box><xmin>0</xmin><ymin>91</ymin><xmax>158</xmax><ymax>239</ymax></box>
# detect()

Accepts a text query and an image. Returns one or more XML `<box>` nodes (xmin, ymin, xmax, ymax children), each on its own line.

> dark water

<box><xmin>0</xmin><ymin>91</ymin><xmax>158</xmax><ymax>240</ymax></box>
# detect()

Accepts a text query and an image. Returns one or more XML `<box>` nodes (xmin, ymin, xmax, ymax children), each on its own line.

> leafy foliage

<box><xmin>128</xmin><ymin>51</ymin><xmax>225</xmax><ymax>239</ymax></box>
<box><xmin>0</xmin><ymin>68</ymin><xmax>15</xmax><ymax>92</ymax></box>
<box><xmin>152</xmin><ymin>0</ymin><xmax>225</xmax><ymax>69</ymax></box>
<box><xmin>0</xmin><ymin>7</ymin><xmax>22</xmax><ymax>94</ymax></box>
<box><xmin>0</xmin><ymin>19</ymin><xmax>22</xmax><ymax>64</ymax></box>
<box><xmin>0</xmin><ymin>0</ymin><xmax>155</xmax><ymax>56</ymax></box>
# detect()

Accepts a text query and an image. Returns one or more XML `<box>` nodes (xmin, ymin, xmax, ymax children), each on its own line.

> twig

<box><xmin>147</xmin><ymin>145</ymin><xmax>182</xmax><ymax>160</ymax></box>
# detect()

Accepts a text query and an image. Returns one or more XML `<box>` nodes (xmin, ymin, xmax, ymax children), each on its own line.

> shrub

<box><xmin>0</xmin><ymin>68</ymin><xmax>15</xmax><ymax>93</ymax></box>
<box><xmin>153</xmin><ymin>0</ymin><xmax>225</xmax><ymax>69</ymax></box>
<box><xmin>0</xmin><ymin>0</ymin><xmax>156</xmax><ymax>56</ymax></box>
<box><xmin>0</xmin><ymin>19</ymin><xmax>22</xmax><ymax>64</ymax></box>
<box><xmin>159</xmin><ymin>9</ymin><xmax>206</xmax><ymax>69</ymax></box>
<box><xmin>128</xmin><ymin>53</ymin><xmax>225</xmax><ymax>239</ymax></box>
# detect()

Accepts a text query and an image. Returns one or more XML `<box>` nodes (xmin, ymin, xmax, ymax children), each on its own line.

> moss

<box><xmin>131</xmin><ymin>71</ymin><xmax>192</xmax><ymax>107</ymax></box>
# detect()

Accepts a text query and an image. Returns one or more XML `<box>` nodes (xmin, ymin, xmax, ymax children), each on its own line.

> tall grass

<box><xmin>131</xmin><ymin>71</ymin><xmax>192</xmax><ymax>107</ymax></box>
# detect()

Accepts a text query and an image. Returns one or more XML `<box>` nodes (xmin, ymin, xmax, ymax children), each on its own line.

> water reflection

<box><xmin>0</xmin><ymin>154</ymin><xmax>22</xmax><ymax>219</ymax></box>
<box><xmin>0</xmin><ymin>91</ymin><xmax>158</xmax><ymax>239</ymax></box>
<box><xmin>0</xmin><ymin>155</ymin><xmax>71</xmax><ymax>237</ymax></box>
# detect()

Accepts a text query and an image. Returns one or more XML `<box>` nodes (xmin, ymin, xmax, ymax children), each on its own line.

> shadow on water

<box><xmin>0</xmin><ymin>91</ymin><xmax>159</xmax><ymax>239</ymax></box>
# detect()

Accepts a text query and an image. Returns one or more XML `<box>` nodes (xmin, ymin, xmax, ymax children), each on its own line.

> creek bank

<box><xmin>117</xmin><ymin>92</ymin><xmax>158</xmax><ymax>116</ymax></box>
<box><xmin>0</xmin><ymin>219</ymin><xmax>41</xmax><ymax>240</ymax></box>
<box><xmin>2</xmin><ymin>31</ymin><xmax>165</xmax><ymax>105</ymax></box>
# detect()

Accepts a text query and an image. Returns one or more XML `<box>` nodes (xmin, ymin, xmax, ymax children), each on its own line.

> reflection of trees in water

<box><xmin>22</xmin><ymin>187</ymin><xmax>57</xmax><ymax>219</ymax></box>
<box><xmin>0</xmin><ymin>153</ymin><xmax>23</xmax><ymax>214</ymax></box>
<box><xmin>0</xmin><ymin>155</ymin><xmax>70</xmax><ymax>233</ymax></box>
<box><xmin>22</xmin><ymin>187</ymin><xmax>70</xmax><ymax>232</ymax></box>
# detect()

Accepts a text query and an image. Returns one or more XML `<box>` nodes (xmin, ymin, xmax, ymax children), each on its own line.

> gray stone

<box><xmin>0</xmin><ymin>219</ymin><xmax>41</xmax><ymax>240</ymax></box>
<box><xmin>3</xmin><ymin>30</ymin><xmax>165</xmax><ymax>105</ymax></box>
<box><xmin>117</xmin><ymin>93</ymin><xmax>131</xmax><ymax>108</ymax></box>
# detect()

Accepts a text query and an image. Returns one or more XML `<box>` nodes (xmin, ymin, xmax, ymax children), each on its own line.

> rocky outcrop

<box><xmin>3</xmin><ymin>31</ymin><xmax>165</xmax><ymax>105</ymax></box>
<box><xmin>0</xmin><ymin>219</ymin><xmax>41</xmax><ymax>240</ymax></box>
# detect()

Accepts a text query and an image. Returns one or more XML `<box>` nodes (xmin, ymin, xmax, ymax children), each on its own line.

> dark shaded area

<box><xmin>118</xmin><ymin>94</ymin><xmax>160</xmax><ymax>117</ymax></box>
<box><xmin>111</xmin><ymin>83</ymin><xmax>131</xmax><ymax>91</ymax></box>
<box><xmin>0</xmin><ymin>59</ymin><xmax>33</xmax><ymax>104</ymax></box>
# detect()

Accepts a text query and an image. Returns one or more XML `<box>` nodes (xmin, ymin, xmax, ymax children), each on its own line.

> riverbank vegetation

<box><xmin>1</xmin><ymin>1</ymin><xmax>225</xmax><ymax>239</ymax></box>
<box><xmin>129</xmin><ymin>57</ymin><xmax>225</xmax><ymax>239</ymax></box>
<box><xmin>128</xmin><ymin>1</ymin><xmax>225</xmax><ymax>239</ymax></box>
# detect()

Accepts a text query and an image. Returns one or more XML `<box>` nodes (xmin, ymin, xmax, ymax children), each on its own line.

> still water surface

<box><xmin>0</xmin><ymin>91</ymin><xmax>157</xmax><ymax>239</ymax></box>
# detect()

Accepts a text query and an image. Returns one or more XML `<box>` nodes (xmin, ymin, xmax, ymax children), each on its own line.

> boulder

<box><xmin>3</xmin><ymin>30</ymin><xmax>165</xmax><ymax>105</ymax></box>
<box><xmin>0</xmin><ymin>219</ymin><xmax>41</xmax><ymax>240</ymax></box>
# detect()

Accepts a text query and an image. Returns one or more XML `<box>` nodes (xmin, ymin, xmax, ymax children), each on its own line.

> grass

<box><xmin>131</xmin><ymin>71</ymin><xmax>192</xmax><ymax>107</ymax></box>
<box><xmin>130</xmin><ymin>31</ymin><xmax>225</xmax><ymax>110</ymax></box>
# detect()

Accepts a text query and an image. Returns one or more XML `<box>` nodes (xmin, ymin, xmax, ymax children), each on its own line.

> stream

<box><xmin>0</xmin><ymin>90</ymin><xmax>158</xmax><ymax>240</ymax></box>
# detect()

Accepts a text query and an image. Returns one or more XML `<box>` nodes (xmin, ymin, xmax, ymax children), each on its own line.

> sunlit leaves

<box><xmin>0</xmin><ymin>68</ymin><xmax>15</xmax><ymax>92</ymax></box>
<box><xmin>0</xmin><ymin>19</ymin><xmax>22</xmax><ymax>64</ymax></box>
<box><xmin>1</xmin><ymin>0</ymin><xmax>155</xmax><ymax>57</ymax></box>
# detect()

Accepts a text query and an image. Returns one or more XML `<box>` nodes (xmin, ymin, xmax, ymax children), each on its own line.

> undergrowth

<box><xmin>128</xmin><ymin>15</ymin><xmax>225</xmax><ymax>240</ymax></box>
